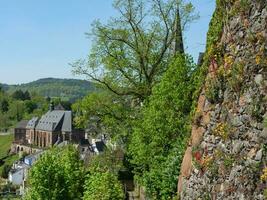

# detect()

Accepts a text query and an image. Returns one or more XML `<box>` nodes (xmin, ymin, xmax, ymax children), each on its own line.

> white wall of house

<box><xmin>8</xmin><ymin>169</ymin><xmax>24</xmax><ymax>185</ymax></box>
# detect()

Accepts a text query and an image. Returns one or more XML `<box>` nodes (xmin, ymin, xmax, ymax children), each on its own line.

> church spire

<box><xmin>171</xmin><ymin>5</ymin><xmax>184</xmax><ymax>55</ymax></box>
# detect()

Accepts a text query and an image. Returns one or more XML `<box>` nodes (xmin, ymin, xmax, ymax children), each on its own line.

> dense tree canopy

<box><xmin>129</xmin><ymin>54</ymin><xmax>196</xmax><ymax>199</ymax></box>
<box><xmin>83</xmin><ymin>171</ymin><xmax>125</xmax><ymax>200</ymax></box>
<box><xmin>24</xmin><ymin>146</ymin><xmax>85</xmax><ymax>200</ymax></box>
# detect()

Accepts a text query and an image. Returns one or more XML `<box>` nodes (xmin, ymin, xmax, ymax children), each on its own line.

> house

<box><xmin>24</xmin><ymin>151</ymin><xmax>43</xmax><ymax>166</ymax></box>
<box><xmin>8</xmin><ymin>162</ymin><xmax>29</xmax><ymax>185</ymax></box>
<box><xmin>14</xmin><ymin>120</ymin><xmax>29</xmax><ymax>144</ymax></box>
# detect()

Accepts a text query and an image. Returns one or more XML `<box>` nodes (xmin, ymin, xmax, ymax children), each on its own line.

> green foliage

<box><xmin>206</xmin><ymin>0</ymin><xmax>225</xmax><ymax>50</ymax></box>
<box><xmin>0</xmin><ymin>99</ymin><xmax>9</xmax><ymax>113</ymax></box>
<box><xmin>83</xmin><ymin>171</ymin><xmax>124</xmax><ymax>200</ymax></box>
<box><xmin>191</xmin><ymin>0</ymin><xmax>226</xmax><ymax>106</ymax></box>
<box><xmin>129</xmin><ymin>55</ymin><xmax>195</xmax><ymax>199</ymax></box>
<box><xmin>205</xmin><ymin>77</ymin><xmax>222</xmax><ymax>104</ymax></box>
<box><xmin>5</xmin><ymin>78</ymin><xmax>96</xmax><ymax>102</ymax></box>
<box><xmin>24</xmin><ymin>145</ymin><xmax>85</xmax><ymax>200</ymax></box>
<box><xmin>0</xmin><ymin>154</ymin><xmax>19</xmax><ymax>179</ymax></box>
<box><xmin>87</xmin><ymin>149</ymin><xmax>123</xmax><ymax>175</ymax></box>
<box><xmin>72</xmin><ymin>92</ymin><xmax>134</xmax><ymax>145</ymax></box>
<box><xmin>72</xmin><ymin>0</ymin><xmax>197</xmax><ymax>101</ymax></box>
<box><xmin>1</xmin><ymin>164</ymin><xmax>11</xmax><ymax>179</ymax></box>
<box><xmin>0</xmin><ymin>134</ymin><xmax>14</xmax><ymax>159</ymax></box>
<box><xmin>83</xmin><ymin>148</ymin><xmax>125</xmax><ymax>200</ymax></box>
<box><xmin>227</xmin><ymin>62</ymin><xmax>245</xmax><ymax>93</ymax></box>
<box><xmin>0</xmin><ymin>88</ymin><xmax>53</xmax><ymax>130</ymax></box>
<box><xmin>12</xmin><ymin>90</ymin><xmax>31</xmax><ymax>101</ymax></box>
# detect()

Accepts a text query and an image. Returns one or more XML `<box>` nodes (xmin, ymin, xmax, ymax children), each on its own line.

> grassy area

<box><xmin>0</xmin><ymin>134</ymin><xmax>19</xmax><ymax>177</ymax></box>
<box><xmin>0</xmin><ymin>134</ymin><xmax>14</xmax><ymax>159</ymax></box>
<box><xmin>0</xmin><ymin>154</ymin><xmax>19</xmax><ymax>172</ymax></box>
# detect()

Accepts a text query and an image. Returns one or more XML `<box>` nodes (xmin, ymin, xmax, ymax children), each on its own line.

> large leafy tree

<box><xmin>129</xmin><ymin>54</ymin><xmax>196</xmax><ymax>199</ymax></box>
<box><xmin>83</xmin><ymin>149</ymin><xmax>125</xmax><ymax>200</ymax></box>
<box><xmin>83</xmin><ymin>171</ymin><xmax>125</xmax><ymax>200</ymax></box>
<box><xmin>0</xmin><ymin>99</ymin><xmax>9</xmax><ymax>113</ymax></box>
<box><xmin>72</xmin><ymin>92</ymin><xmax>134</xmax><ymax>144</ymax></box>
<box><xmin>72</xmin><ymin>0</ymin><xmax>197</xmax><ymax>101</ymax></box>
<box><xmin>24</xmin><ymin>145</ymin><xmax>85</xmax><ymax>200</ymax></box>
<box><xmin>72</xmin><ymin>0</ymin><xmax>197</xmax><ymax>145</ymax></box>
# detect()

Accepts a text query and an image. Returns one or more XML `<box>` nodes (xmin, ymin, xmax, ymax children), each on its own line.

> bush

<box><xmin>83</xmin><ymin>171</ymin><xmax>125</xmax><ymax>200</ymax></box>
<box><xmin>24</xmin><ymin>145</ymin><xmax>85</xmax><ymax>200</ymax></box>
<box><xmin>1</xmin><ymin>164</ymin><xmax>11</xmax><ymax>179</ymax></box>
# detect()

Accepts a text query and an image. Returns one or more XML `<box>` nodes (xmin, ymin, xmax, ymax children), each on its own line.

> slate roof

<box><xmin>35</xmin><ymin>110</ymin><xmax>72</xmax><ymax>132</ymax></box>
<box><xmin>62</xmin><ymin>111</ymin><xmax>72</xmax><ymax>132</ymax></box>
<box><xmin>16</xmin><ymin>120</ymin><xmax>29</xmax><ymax>129</ymax></box>
<box><xmin>24</xmin><ymin>150</ymin><xmax>43</xmax><ymax>161</ymax></box>
<box><xmin>26</xmin><ymin>117</ymin><xmax>39</xmax><ymax>129</ymax></box>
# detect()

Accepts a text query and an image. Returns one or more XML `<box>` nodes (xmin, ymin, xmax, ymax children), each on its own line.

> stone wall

<box><xmin>178</xmin><ymin>1</ymin><xmax>267</xmax><ymax>199</ymax></box>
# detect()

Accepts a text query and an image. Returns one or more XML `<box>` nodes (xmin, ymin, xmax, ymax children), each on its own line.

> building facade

<box><xmin>27</xmin><ymin>108</ymin><xmax>73</xmax><ymax>148</ymax></box>
<box><xmin>14</xmin><ymin>120</ymin><xmax>29</xmax><ymax>144</ymax></box>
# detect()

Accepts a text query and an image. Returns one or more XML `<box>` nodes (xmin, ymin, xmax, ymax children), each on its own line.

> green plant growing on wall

<box><xmin>227</xmin><ymin>62</ymin><xmax>245</xmax><ymax>93</ymax></box>
<box><xmin>248</xmin><ymin>95</ymin><xmax>264</xmax><ymax>121</ymax></box>
<box><xmin>223</xmin><ymin>155</ymin><xmax>234</xmax><ymax>168</ymax></box>
<box><xmin>205</xmin><ymin>77</ymin><xmax>222</xmax><ymax>104</ymax></box>
<box><xmin>213</xmin><ymin>122</ymin><xmax>230</xmax><ymax>141</ymax></box>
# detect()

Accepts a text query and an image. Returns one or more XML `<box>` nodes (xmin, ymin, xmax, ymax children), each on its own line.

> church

<box><xmin>14</xmin><ymin>103</ymin><xmax>85</xmax><ymax>150</ymax></box>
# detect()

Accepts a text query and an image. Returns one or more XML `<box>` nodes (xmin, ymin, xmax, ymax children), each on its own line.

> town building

<box><xmin>14</xmin><ymin>120</ymin><xmax>28</xmax><ymax>144</ymax></box>
<box><xmin>13</xmin><ymin>103</ymin><xmax>85</xmax><ymax>151</ymax></box>
<box><xmin>8</xmin><ymin>162</ymin><xmax>29</xmax><ymax>186</ymax></box>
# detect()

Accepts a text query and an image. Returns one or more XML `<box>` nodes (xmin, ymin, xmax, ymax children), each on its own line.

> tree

<box><xmin>72</xmin><ymin>0</ymin><xmax>197</xmax><ymax>101</ymax></box>
<box><xmin>83</xmin><ymin>171</ymin><xmax>125</xmax><ymax>200</ymax></box>
<box><xmin>12</xmin><ymin>90</ymin><xmax>25</xmax><ymax>100</ymax></box>
<box><xmin>8</xmin><ymin>101</ymin><xmax>25</xmax><ymax>121</ymax></box>
<box><xmin>24</xmin><ymin>100</ymin><xmax>38</xmax><ymax>114</ymax></box>
<box><xmin>24</xmin><ymin>90</ymin><xmax>31</xmax><ymax>100</ymax></box>
<box><xmin>24</xmin><ymin>145</ymin><xmax>85</xmax><ymax>200</ymax></box>
<box><xmin>0</xmin><ymin>115</ymin><xmax>11</xmax><ymax>131</ymax></box>
<box><xmin>1</xmin><ymin>164</ymin><xmax>11</xmax><ymax>179</ymax></box>
<box><xmin>129</xmin><ymin>54</ymin><xmax>196</xmax><ymax>199</ymax></box>
<box><xmin>12</xmin><ymin>90</ymin><xmax>31</xmax><ymax>101</ymax></box>
<box><xmin>1</xmin><ymin>99</ymin><xmax>9</xmax><ymax>113</ymax></box>
<box><xmin>72</xmin><ymin>92</ymin><xmax>134</xmax><ymax>144</ymax></box>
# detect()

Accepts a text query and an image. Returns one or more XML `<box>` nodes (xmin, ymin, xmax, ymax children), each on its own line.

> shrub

<box><xmin>1</xmin><ymin>164</ymin><xmax>11</xmax><ymax>179</ymax></box>
<box><xmin>83</xmin><ymin>171</ymin><xmax>124</xmax><ymax>200</ymax></box>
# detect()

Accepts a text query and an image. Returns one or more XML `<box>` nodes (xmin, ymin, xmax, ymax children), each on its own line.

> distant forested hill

<box><xmin>1</xmin><ymin>78</ymin><xmax>96</xmax><ymax>102</ymax></box>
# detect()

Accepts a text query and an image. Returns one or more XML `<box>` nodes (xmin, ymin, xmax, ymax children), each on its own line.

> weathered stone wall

<box><xmin>178</xmin><ymin>1</ymin><xmax>267</xmax><ymax>199</ymax></box>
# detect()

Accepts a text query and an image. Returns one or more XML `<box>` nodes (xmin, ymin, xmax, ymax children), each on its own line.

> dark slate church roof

<box><xmin>16</xmin><ymin>120</ymin><xmax>29</xmax><ymax>129</ymax></box>
<box><xmin>26</xmin><ymin>117</ymin><xmax>39</xmax><ymax>129</ymax></box>
<box><xmin>61</xmin><ymin>111</ymin><xmax>72</xmax><ymax>132</ymax></box>
<box><xmin>35</xmin><ymin>110</ymin><xmax>72</xmax><ymax>132</ymax></box>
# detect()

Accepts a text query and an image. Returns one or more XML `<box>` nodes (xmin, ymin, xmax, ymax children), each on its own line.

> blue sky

<box><xmin>0</xmin><ymin>0</ymin><xmax>215</xmax><ymax>84</ymax></box>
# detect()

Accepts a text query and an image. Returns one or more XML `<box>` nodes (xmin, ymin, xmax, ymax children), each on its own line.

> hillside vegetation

<box><xmin>0</xmin><ymin>134</ymin><xmax>18</xmax><ymax>180</ymax></box>
<box><xmin>1</xmin><ymin>78</ymin><xmax>96</xmax><ymax>102</ymax></box>
<box><xmin>0</xmin><ymin>134</ymin><xmax>13</xmax><ymax>159</ymax></box>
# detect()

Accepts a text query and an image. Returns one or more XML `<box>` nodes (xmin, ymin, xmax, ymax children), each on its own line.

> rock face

<box><xmin>178</xmin><ymin>1</ymin><xmax>267</xmax><ymax>199</ymax></box>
